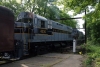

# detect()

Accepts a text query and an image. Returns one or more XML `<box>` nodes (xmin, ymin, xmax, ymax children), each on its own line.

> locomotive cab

<box><xmin>14</xmin><ymin>12</ymin><xmax>34</xmax><ymax>58</ymax></box>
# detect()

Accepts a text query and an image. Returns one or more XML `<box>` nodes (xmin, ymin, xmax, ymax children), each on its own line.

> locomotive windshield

<box><xmin>16</xmin><ymin>18</ymin><xmax>33</xmax><ymax>23</ymax></box>
<box><xmin>16</xmin><ymin>12</ymin><xmax>33</xmax><ymax>23</ymax></box>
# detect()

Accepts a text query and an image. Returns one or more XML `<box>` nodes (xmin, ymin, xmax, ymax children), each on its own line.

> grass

<box><xmin>81</xmin><ymin>41</ymin><xmax>100</xmax><ymax>67</ymax></box>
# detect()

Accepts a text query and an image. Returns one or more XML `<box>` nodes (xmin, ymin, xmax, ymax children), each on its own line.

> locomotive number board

<box><xmin>38</xmin><ymin>28</ymin><xmax>47</xmax><ymax>34</ymax></box>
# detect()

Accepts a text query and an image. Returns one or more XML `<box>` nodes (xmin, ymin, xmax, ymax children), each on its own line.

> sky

<box><xmin>58</xmin><ymin>5</ymin><xmax>85</xmax><ymax>33</ymax></box>
<box><xmin>75</xmin><ymin>14</ymin><xmax>85</xmax><ymax>34</ymax></box>
<box><xmin>16</xmin><ymin>0</ymin><xmax>21</xmax><ymax>3</ymax></box>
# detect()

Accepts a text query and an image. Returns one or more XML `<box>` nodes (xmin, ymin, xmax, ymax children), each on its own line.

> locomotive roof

<box><xmin>35</xmin><ymin>14</ymin><xmax>47</xmax><ymax>21</ymax></box>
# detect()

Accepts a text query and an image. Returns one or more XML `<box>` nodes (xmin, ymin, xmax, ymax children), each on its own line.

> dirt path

<box><xmin>52</xmin><ymin>54</ymin><xmax>83</xmax><ymax>67</ymax></box>
<box><xmin>0</xmin><ymin>53</ymin><xmax>83</xmax><ymax>67</ymax></box>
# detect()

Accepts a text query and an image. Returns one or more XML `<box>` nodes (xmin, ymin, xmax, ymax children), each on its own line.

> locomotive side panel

<box><xmin>0</xmin><ymin>6</ymin><xmax>14</xmax><ymax>52</ymax></box>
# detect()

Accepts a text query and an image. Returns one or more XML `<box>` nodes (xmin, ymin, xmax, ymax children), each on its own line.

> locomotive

<box><xmin>0</xmin><ymin>6</ymin><xmax>83</xmax><ymax>59</ymax></box>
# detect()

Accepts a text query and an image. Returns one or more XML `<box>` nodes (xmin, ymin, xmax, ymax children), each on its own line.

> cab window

<box><xmin>41</xmin><ymin>20</ymin><xmax>45</xmax><ymax>28</ymax></box>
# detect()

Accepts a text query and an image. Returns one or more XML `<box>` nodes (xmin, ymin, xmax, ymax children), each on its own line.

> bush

<box><xmin>82</xmin><ymin>41</ymin><xmax>100</xmax><ymax>67</ymax></box>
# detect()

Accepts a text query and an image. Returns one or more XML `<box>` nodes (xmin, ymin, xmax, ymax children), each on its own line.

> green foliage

<box><xmin>59</xmin><ymin>0</ymin><xmax>97</xmax><ymax>14</ymax></box>
<box><xmin>58</xmin><ymin>11</ymin><xmax>77</xmax><ymax>28</ymax></box>
<box><xmin>58</xmin><ymin>0</ymin><xmax>100</xmax><ymax>43</ymax></box>
<box><xmin>82</xmin><ymin>41</ymin><xmax>100</xmax><ymax>67</ymax></box>
<box><xmin>86</xmin><ymin>20</ymin><xmax>100</xmax><ymax>42</ymax></box>
<box><xmin>95</xmin><ymin>58</ymin><xmax>100</xmax><ymax>67</ymax></box>
<box><xmin>84</xmin><ymin>57</ymin><xmax>93</xmax><ymax>67</ymax></box>
<box><xmin>0</xmin><ymin>0</ymin><xmax>77</xmax><ymax>28</ymax></box>
<box><xmin>0</xmin><ymin>0</ymin><xmax>26</xmax><ymax>19</ymax></box>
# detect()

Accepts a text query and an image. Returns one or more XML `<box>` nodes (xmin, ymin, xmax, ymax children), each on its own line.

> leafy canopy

<box><xmin>58</xmin><ymin>0</ymin><xmax>100</xmax><ymax>42</ymax></box>
<box><xmin>0</xmin><ymin>0</ymin><xmax>78</xmax><ymax>28</ymax></box>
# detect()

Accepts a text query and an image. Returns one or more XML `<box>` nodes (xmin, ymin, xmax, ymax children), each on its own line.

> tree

<box><xmin>58</xmin><ymin>0</ymin><xmax>100</xmax><ymax>42</ymax></box>
<box><xmin>0</xmin><ymin>0</ymin><xmax>77</xmax><ymax>28</ymax></box>
<box><xmin>58</xmin><ymin>11</ymin><xmax>77</xmax><ymax>28</ymax></box>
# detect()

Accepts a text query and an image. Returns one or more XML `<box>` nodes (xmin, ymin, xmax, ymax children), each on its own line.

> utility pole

<box><xmin>85</xmin><ymin>9</ymin><xmax>86</xmax><ymax>43</ymax></box>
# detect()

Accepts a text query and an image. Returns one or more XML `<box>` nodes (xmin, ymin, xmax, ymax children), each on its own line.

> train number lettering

<box><xmin>40</xmin><ymin>30</ymin><xmax>46</xmax><ymax>33</ymax></box>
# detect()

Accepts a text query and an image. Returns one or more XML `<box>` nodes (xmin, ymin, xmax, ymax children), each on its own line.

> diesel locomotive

<box><xmin>0</xmin><ymin>6</ymin><xmax>83</xmax><ymax>59</ymax></box>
